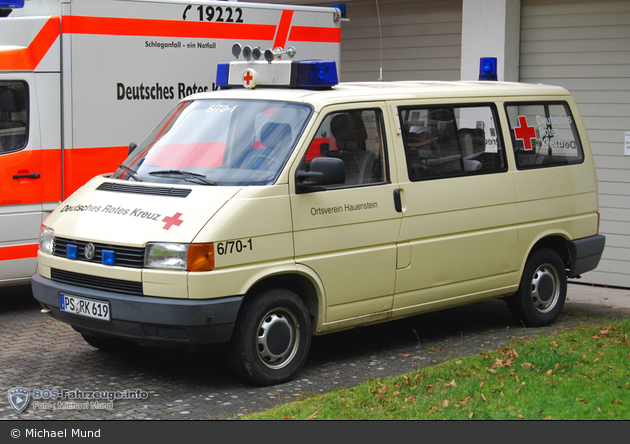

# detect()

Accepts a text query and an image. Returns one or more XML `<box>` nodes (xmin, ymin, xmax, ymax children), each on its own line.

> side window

<box><xmin>399</xmin><ymin>104</ymin><xmax>506</xmax><ymax>181</ymax></box>
<box><xmin>0</xmin><ymin>81</ymin><xmax>28</xmax><ymax>153</ymax></box>
<box><xmin>301</xmin><ymin>109</ymin><xmax>388</xmax><ymax>187</ymax></box>
<box><xmin>506</xmin><ymin>101</ymin><xmax>584</xmax><ymax>169</ymax></box>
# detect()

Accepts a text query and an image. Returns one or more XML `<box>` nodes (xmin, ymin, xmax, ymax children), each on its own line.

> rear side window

<box><xmin>0</xmin><ymin>81</ymin><xmax>28</xmax><ymax>154</ymax></box>
<box><xmin>399</xmin><ymin>104</ymin><xmax>506</xmax><ymax>181</ymax></box>
<box><xmin>505</xmin><ymin>102</ymin><xmax>584</xmax><ymax>169</ymax></box>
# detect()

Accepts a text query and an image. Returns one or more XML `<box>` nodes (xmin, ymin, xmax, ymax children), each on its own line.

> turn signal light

<box><xmin>187</xmin><ymin>243</ymin><xmax>214</xmax><ymax>271</ymax></box>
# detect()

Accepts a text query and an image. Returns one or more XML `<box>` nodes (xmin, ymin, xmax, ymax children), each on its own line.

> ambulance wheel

<box><xmin>80</xmin><ymin>333</ymin><xmax>137</xmax><ymax>353</ymax></box>
<box><xmin>229</xmin><ymin>288</ymin><xmax>311</xmax><ymax>386</ymax></box>
<box><xmin>506</xmin><ymin>248</ymin><xmax>567</xmax><ymax>327</ymax></box>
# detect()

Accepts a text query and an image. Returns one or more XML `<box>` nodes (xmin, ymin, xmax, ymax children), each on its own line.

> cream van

<box><xmin>31</xmin><ymin>57</ymin><xmax>605</xmax><ymax>386</ymax></box>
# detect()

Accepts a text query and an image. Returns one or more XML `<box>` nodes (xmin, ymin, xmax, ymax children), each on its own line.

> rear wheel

<box><xmin>229</xmin><ymin>288</ymin><xmax>311</xmax><ymax>386</ymax></box>
<box><xmin>506</xmin><ymin>248</ymin><xmax>567</xmax><ymax>327</ymax></box>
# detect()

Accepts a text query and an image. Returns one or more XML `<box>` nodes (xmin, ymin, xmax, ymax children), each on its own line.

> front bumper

<box><xmin>31</xmin><ymin>273</ymin><xmax>243</xmax><ymax>344</ymax></box>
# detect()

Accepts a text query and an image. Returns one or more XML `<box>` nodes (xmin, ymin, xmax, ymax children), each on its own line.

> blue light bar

<box><xmin>66</xmin><ymin>244</ymin><xmax>78</xmax><ymax>260</ymax></box>
<box><xmin>479</xmin><ymin>57</ymin><xmax>498</xmax><ymax>81</ymax></box>
<box><xmin>216</xmin><ymin>62</ymin><xmax>229</xmax><ymax>88</ymax></box>
<box><xmin>102</xmin><ymin>249</ymin><xmax>115</xmax><ymax>266</ymax></box>
<box><xmin>295</xmin><ymin>60</ymin><xmax>338</xmax><ymax>88</ymax></box>
<box><xmin>216</xmin><ymin>60</ymin><xmax>338</xmax><ymax>90</ymax></box>
<box><xmin>0</xmin><ymin>0</ymin><xmax>24</xmax><ymax>8</ymax></box>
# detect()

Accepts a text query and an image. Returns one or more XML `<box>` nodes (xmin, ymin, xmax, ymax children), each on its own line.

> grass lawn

<box><xmin>243</xmin><ymin>316</ymin><xmax>630</xmax><ymax>420</ymax></box>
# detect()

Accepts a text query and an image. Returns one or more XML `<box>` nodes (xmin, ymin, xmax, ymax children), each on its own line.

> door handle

<box><xmin>13</xmin><ymin>173</ymin><xmax>41</xmax><ymax>179</ymax></box>
<box><xmin>393</xmin><ymin>188</ymin><xmax>402</xmax><ymax>213</ymax></box>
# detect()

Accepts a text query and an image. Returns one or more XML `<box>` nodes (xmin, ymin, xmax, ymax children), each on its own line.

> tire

<box><xmin>506</xmin><ymin>248</ymin><xmax>567</xmax><ymax>327</ymax></box>
<box><xmin>229</xmin><ymin>288</ymin><xmax>311</xmax><ymax>386</ymax></box>
<box><xmin>81</xmin><ymin>333</ymin><xmax>137</xmax><ymax>353</ymax></box>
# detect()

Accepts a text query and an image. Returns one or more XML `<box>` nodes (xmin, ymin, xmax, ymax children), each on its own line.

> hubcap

<box><xmin>256</xmin><ymin>308</ymin><xmax>300</xmax><ymax>370</ymax></box>
<box><xmin>530</xmin><ymin>263</ymin><xmax>560</xmax><ymax>313</ymax></box>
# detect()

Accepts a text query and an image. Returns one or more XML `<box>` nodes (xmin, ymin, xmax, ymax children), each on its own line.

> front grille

<box><xmin>96</xmin><ymin>182</ymin><xmax>192</xmax><ymax>197</ymax></box>
<box><xmin>53</xmin><ymin>237</ymin><xmax>145</xmax><ymax>268</ymax></box>
<box><xmin>51</xmin><ymin>268</ymin><xmax>144</xmax><ymax>296</ymax></box>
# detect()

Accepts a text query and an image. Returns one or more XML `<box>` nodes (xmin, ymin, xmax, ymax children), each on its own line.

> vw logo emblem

<box><xmin>84</xmin><ymin>243</ymin><xmax>96</xmax><ymax>260</ymax></box>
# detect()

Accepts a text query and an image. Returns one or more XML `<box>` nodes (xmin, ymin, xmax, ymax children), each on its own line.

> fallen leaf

<box><xmin>444</xmin><ymin>379</ymin><xmax>457</xmax><ymax>388</ymax></box>
<box><xmin>443</xmin><ymin>399</ymin><xmax>450</xmax><ymax>408</ymax></box>
<box><xmin>372</xmin><ymin>386</ymin><xmax>389</xmax><ymax>396</ymax></box>
<box><xmin>481</xmin><ymin>393</ymin><xmax>488</xmax><ymax>402</ymax></box>
<box><xmin>400</xmin><ymin>353</ymin><xmax>411</xmax><ymax>358</ymax></box>
<box><xmin>521</xmin><ymin>362</ymin><xmax>536</xmax><ymax>370</ymax></box>
<box><xmin>487</xmin><ymin>368</ymin><xmax>498</xmax><ymax>374</ymax></box>
<box><xmin>405</xmin><ymin>395</ymin><xmax>417</xmax><ymax>402</ymax></box>
<box><xmin>549</xmin><ymin>340</ymin><xmax>559</xmax><ymax>348</ymax></box>
<box><xmin>428</xmin><ymin>406</ymin><xmax>439</xmax><ymax>414</ymax></box>
<box><xmin>612</xmin><ymin>399</ymin><xmax>622</xmax><ymax>404</ymax></box>
<box><xmin>546</xmin><ymin>369</ymin><xmax>553</xmax><ymax>376</ymax></box>
<box><xmin>308</xmin><ymin>411</ymin><xmax>319</xmax><ymax>420</ymax></box>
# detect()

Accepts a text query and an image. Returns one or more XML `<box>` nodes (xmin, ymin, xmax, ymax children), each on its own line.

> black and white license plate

<box><xmin>59</xmin><ymin>293</ymin><xmax>110</xmax><ymax>321</ymax></box>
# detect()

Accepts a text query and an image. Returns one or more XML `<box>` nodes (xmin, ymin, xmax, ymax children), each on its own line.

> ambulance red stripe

<box><xmin>0</xmin><ymin>244</ymin><xmax>39</xmax><ymax>262</ymax></box>
<box><xmin>0</xmin><ymin>16</ymin><xmax>60</xmax><ymax>71</ymax></box>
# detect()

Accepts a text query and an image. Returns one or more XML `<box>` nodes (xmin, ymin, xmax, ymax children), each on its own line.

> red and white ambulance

<box><xmin>0</xmin><ymin>0</ymin><xmax>342</xmax><ymax>287</ymax></box>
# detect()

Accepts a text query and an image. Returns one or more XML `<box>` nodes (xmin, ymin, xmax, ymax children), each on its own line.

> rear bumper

<box><xmin>568</xmin><ymin>234</ymin><xmax>606</xmax><ymax>278</ymax></box>
<box><xmin>31</xmin><ymin>273</ymin><xmax>243</xmax><ymax>344</ymax></box>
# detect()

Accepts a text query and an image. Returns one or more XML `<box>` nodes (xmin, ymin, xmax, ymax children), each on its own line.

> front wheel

<box><xmin>229</xmin><ymin>288</ymin><xmax>312</xmax><ymax>386</ymax></box>
<box><xmin>506</xmin><ymin>248</ymin><xmax>567</xmax><ymax>327</ymax></box>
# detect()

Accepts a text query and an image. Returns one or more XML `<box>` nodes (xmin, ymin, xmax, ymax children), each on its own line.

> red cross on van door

<box><xmin>514</xmin><ymin>116</ymin><xmax>537</xmax><ymax>151</ymax></box>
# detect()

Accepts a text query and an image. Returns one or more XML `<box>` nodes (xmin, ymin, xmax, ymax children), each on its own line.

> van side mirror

<box><xmin>295</xmin><ymin>157</ymin><xmax>345</xmax><ymax>193</ymax></box>
<box><xmin>128</xmin><ymin>142</ymin><xmax>137</xmax><ymax>156</ymax></box>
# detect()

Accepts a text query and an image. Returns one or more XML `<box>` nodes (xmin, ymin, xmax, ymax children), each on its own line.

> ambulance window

<box><xmin>399</xmin><ymin>104</ymin><xmax>506</xmax><ymax>181</ymax></box>
<box><xmin>505</xmin><ymin>102</ymin><xmax>584</xmax><ymax>169</ymax></box>
<box><xmin>0</xmin><ymin>81</ymin><xmax>28</xmax><ymax>154</ymax></box>
<box><xmin>117</xmin><ymin>99</ymin><xmax>312</xmax><ymax>186</ymax></box>
<box><xmin>299</xmin><ymin>109</ymin><xmax>388</xmax><ymax>187</ymax></box>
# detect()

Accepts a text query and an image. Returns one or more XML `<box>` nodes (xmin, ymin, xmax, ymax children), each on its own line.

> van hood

<box><xmin>47</xmin><ymin>176</ymin><xmax>241</xmax><ymax>246</ymax></box>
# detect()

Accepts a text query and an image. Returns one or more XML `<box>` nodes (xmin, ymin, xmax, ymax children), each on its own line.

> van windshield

<box><xmin>113</xmin><ymin>99</ymin><xmax>313</xmax><ymax>186</ymax></box>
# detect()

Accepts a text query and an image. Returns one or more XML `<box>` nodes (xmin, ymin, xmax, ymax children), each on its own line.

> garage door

<box><xmin>520</xmin><ymin>0</ymin><xmax>630</xmax><ymax>287</ymax></box>
<box><xmin>307</xmin><ymin>0</ymin><xmax>462</xmax><ymax>82</ymax></box>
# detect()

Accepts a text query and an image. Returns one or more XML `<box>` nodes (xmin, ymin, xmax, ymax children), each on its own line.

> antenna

<box><xmin>376</xmin><ymin>0</ymin><xmax>383</xmax><ymax>81</ymax></box>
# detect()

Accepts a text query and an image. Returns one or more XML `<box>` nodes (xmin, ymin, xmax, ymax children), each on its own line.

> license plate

<box><xmin>59</xmin><ymin>293</ymin><xmax>110</xmax><ymax>321</ymax></box>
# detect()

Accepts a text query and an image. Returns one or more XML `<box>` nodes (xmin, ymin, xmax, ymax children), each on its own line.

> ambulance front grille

<box><xmin>51</xmin><ymin>269</ymin><xmax>144</xmax><ymax>296</ymax></box>
<box><xmin>53</xmin><ymin>237</ymin><xmax>145</xmax><ymax>268</ymax></box>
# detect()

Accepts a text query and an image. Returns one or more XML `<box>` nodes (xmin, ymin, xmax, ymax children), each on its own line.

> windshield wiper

<box><xmin>148</xmin><ymin>169</ymin><xmax>217</xmax><ymax>185</ymax></box>
<box><xmin>117</xmin><ymin>164</ymin><xmax>142</xmax><ymax>182</ymax></box>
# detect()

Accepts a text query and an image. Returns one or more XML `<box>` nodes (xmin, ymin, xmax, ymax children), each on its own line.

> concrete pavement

<box><xmin>565</xmin><ymin>282</ymin><xmax>630</xmax><ymax>317</ymax></box>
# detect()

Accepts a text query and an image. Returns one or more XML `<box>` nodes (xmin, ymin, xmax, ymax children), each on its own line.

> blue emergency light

<box><xmin>479</xmin><ymin>57</ymin><xmax>498</xmax><ymax>81</ymax></box>
<box><xmin>0</xmin><ymin>0</ymin><xmax>24</xmax><ymax>8</ymax></box>
<box><xmin>66</xmin><ymin>244</ymin><xmax>78</xmax><ymax>260</ymax></box>
<box><xmin>102</xmin><ymin>249</ymin><xmax>116</xmax><ymax>266</ymax></box>
<box><xmin>216</xmin><ymin>60</ymin><xmax>338</xmax><ymax>90</ymax></box>
<box><xmin>331</xmin><ymin>3</ymin><xmax>346</xmax><ymax>18</ymax></box>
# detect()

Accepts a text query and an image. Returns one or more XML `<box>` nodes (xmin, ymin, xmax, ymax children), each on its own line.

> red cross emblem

<box><xmin>514</xmin><ymin>116</ymin><xmax>537</xmax><ymax>151</ymax></box>
<box><xmin>162</xmin><ymin>212</ymin><xmax>184</xmax><ymax>230</ymax></box>
<box><xmin>242</xmin><ymin>69</ymin><xmax>257</xmax><ymax>89</ymax></box>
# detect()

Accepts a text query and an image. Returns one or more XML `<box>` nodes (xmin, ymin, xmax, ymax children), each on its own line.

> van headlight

<box><xmin>39</xmin><ymin>225</ymin><xmax>54</xmax><ymax>254</ymax></box>
<box><xmin>145</xmin><ymin>242</ymin><xmax>214</xmax><ymax>271</ymax></box>
<box><xmin>145</xmin><ymin>243</ymin><xmax>189</xmax><ymax>270</ymax></box>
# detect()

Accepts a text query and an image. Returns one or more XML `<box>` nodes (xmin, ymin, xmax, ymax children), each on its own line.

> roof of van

<box><xmin>187</xmin><ymin>80</ymin><xmax>572</xmax><ymax>109</ymax></box>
